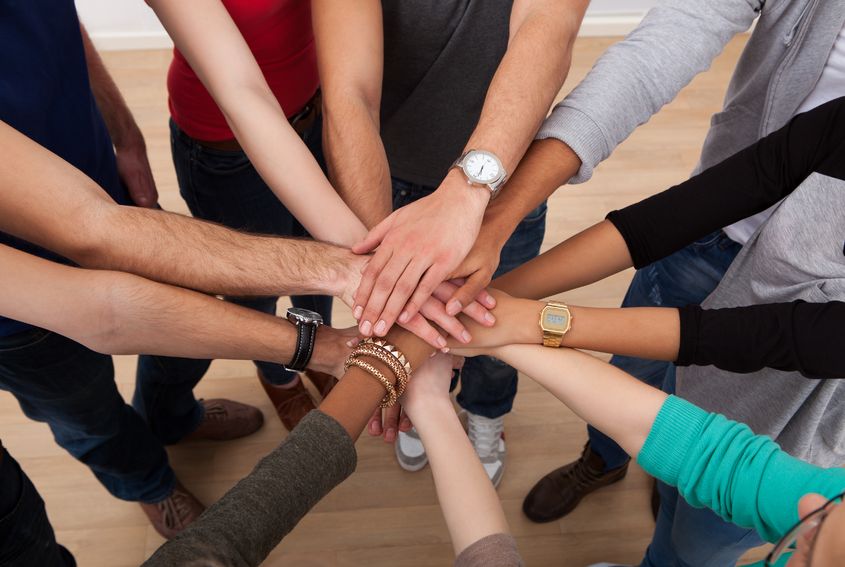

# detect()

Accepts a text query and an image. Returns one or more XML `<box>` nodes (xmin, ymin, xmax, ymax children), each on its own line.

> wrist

<box><xmin>309</xmin><ymin>326</ymin><xmax>348</xmax><ymax>377</ymax></box>
<box><xmin>404</xmin><ymin>396</ymin><xmax>455</xmax><ymax>428</ymax></box>
<box><xmin>514</xmin><ymin>299</ymin><xmax>545</xmax><ymax>344</ymax></box>
<box><xmin>439</xmin><ymin>169</ymin><xmax>491</xmax><ymax>213</ymax></box>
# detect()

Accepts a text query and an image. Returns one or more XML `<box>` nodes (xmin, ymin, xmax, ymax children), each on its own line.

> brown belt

<box><xmin>197</xmin><ymin>90</ymin><xmax>322</xmax><ymax>152</ymax></box>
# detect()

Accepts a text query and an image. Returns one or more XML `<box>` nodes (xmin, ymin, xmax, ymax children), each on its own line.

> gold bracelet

<box><xmin>344</xmin><ymin>357</ymin><xmax>398</xmax><ymax>408</ymax></box>
<box><xmin>351</xmin><ymin>343</ymin><xmax>409</xmax><ymax>398</ymax></box>
<box><xmin>361</xmin><ymin>338</ymin><xmax>412</xmax><ymax>377</ymax></box>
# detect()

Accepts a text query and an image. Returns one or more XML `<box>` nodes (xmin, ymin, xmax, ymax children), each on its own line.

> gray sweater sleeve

<box><xmin>454</xmin><ymin>534</ymin><xmax>523</xmax><ymax>567</ymax></box>
<box><xmin>143</xmin><ymin>410</ymin><xmax>357</xmax><ymax>567</ymax></box>
<box><xmin>537</xmin><ymin>0</ymin><xmax>763</xmax><ymax>183</ymax></box>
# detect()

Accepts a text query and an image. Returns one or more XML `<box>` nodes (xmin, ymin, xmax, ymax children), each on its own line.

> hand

<box><xmin>446</xmin><ymin>222</ymin><xmax>509</xmax><ymax>316</ymax></box>
<box><xmin>344</xmin><ymin>253</ymin><xmax>496</xmax><ymax>349</ymax></box>
<box><xmin>447</xmin><ymin>289</ymin><xmax>543</xmax><ymax>355</ymax></box>
<box><xmin>310</xmin><ymin>325</ymin><xmax>359</xmax><ymax>378</ymax></box>
<box><xmin>352</xmin><ymin>170</ymin><xmax>491</xmax><ymax>337</ymax></box>
<box><xmin>115</xmin><ymin>133</ymin><xmax>158</xmax><ymax>208</ymax></box>
<box><xmin>400</xmin><ymin>353</ymin><xmax>454</xmax><ymax>420</ymax></box>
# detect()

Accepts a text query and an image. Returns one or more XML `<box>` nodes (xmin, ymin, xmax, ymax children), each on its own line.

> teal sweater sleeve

<box><xmin>637</xmin><ymin>396</ymin><xmax>845</xmax><ymax>542</ymax></box>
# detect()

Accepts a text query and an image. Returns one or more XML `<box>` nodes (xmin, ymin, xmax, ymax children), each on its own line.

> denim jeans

<box><xmin>581</xmin><ymin>230</ymin><xmax>759</xmax><ymax>566</ymax></box>
<box><xmin>0</xmin><ymin>329</ymin><xmax>174</xmax><ymax>502</ymax></box>
<box><xmin>0</xmin><ymin>444</ymin><xmax>75</xmax><ymax>566</ymax></box>
<box><xmin>134</xmin><ymin>117</ymin><xmax>333</xmax><ymax>443</ymax></box>
<box><xmin>392</xmin><ymin>179</ymin><xmax>547</xmax><ymax>418</ymax></box>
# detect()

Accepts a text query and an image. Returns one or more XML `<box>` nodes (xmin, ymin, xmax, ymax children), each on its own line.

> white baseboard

<box><xmin>90</xmin><ymin>12</ymin><xmax>646</xmax><ymax>52</ymax></box>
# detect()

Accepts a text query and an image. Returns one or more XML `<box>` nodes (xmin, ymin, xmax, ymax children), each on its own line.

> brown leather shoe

<box><xmin>304</xmin><ymin>369</ymin><xmax>338</xmax><ymax>399</ymax></box>
<box><xmin>258</xmin><ymin>372</ymin><xmax>316</xmax><ymax>431</ymax></box>
<box><xmin>140</xmin><ymin>480</ymin><xmax>205</xmax><ymax>539</ymax></box>
<box><xmin>183</xmin><ymin>398</ymin><xmax>264</xmax><ymax>442</ymax></box>
<box><xmin>522</xmin><ymin>442</ymin><xmax>628</xmax><ymax>523</ymax></box>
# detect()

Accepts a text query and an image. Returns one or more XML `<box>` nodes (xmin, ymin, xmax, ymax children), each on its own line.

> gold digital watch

<box><xmin>539</xmin><ymin>301</ymin><xmax>573</xmax><ymax>348</ymax></box>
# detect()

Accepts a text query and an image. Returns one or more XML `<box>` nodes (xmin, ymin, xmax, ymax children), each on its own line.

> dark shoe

<box><xmin>259</xmin><ymin>372</ymin><xmax>317</xmax><ymax>431</ymax></box>
<box><xmin>522</xmin><ymin>442</ymin><xmax>629</xmax><ymax>523</ymax></box>
<box><xmin>183</xmin><ymin>398</ymin><xmax>264</xmax><ymax>441</ymax></box>
<box><xmin>304</xmin><ymin>369</ymin><xmax>338</xmax><ymax>399</ymax></box>
<box><xmin>140</xmin><ymin>480</ymin><xmax>205</xmax><ymax>539</ymax></box>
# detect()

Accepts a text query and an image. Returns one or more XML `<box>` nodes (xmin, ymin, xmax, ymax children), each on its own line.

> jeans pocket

<box><xmin>0</xmin><ymin>329</ymin><xmax>51</xmax><ymax>353</ymax></box>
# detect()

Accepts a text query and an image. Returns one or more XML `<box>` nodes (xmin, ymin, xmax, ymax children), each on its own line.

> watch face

<box><xmin>287</xmin><ymin>307</ymin><xmax>323</xmax><ymax>325</ymax></box>
<box><xmin>463</xmin><ymin>150</ymin><xmax>502</xmax><ymax>184</ymax></box>
<box><xmin>542</xmin><ymin>308</ymin><xmax>570</xmax><ymax>333</ymax></box>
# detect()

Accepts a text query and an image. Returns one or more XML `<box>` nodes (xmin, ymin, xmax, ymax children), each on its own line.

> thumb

<box><xmin>352</xmin><ymin>215</ymin><xmax>393</xmax><ymax>254</ymax></box>
<box><xmin>446</xmin><ymin>270</ymin><xmax>491</xmax><ymax>316</ymax></box>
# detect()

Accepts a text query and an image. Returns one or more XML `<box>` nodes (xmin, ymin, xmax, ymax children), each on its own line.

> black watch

<box><xmin>284</xmin><ymin>307</ymin><xmax>323</xmax><ymax>372</ymax></box>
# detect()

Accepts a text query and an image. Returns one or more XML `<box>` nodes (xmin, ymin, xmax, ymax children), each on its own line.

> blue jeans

<box><xmin>582</xmin><ymin>231</ymin><xmax>761</xmax><ymax>566</ymax></box>
<box><xmin>0</xmin><ymin>329</ymin><xmax>174</xmax><ymax>503</ymax></box>
<box><xmin>0</xmin><ymin>444</ymin><xmax>75</xmax><ymax>566</ymax></box>
<box><xmin>134</xmin><ymin>117</ymin><xmax>333</xmax><ymax>444</ymax></box>
<box><xmin>392</xmin><ymin>179</ymin><xmax>547</xmax><ymax>418</ymax></box>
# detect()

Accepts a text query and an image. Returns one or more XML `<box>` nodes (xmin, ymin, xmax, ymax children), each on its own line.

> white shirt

<box><xmin>724</xmin><ymin>24</ymin><xmax>845</xmax><ymax>245</ymax></box>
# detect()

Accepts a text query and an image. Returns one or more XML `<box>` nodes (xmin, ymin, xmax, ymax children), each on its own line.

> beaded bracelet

<box><xmin>343</xmin><ymin>357</ymin><xmax>398</xmax><ymax>408</ymax></box>
<box><xmin>361</xmin><ymin>338</ymin><xmax>412</xmax><ymax>377</ymax></box>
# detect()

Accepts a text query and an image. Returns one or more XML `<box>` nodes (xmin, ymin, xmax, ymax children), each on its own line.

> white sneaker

<box><xmin>395</xmin><ymin>427</ymin><xmax>429</xmax><ymax>471</ymax></box>
<box><xmin>467</xmin><ymin>412</ymin><xmax>506</xmax><ymax>487</ymax></box>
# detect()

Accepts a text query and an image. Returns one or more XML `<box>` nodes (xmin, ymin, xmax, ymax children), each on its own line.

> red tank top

<box><xmin>167</xmin><ymin>0</ymin><xmax>318</xmax><ymax>141</ymax></box>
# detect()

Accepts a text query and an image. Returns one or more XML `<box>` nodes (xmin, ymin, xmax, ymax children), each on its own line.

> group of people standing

<box><xmin>1</xmin><ymin>0</ymin><xmax>844</xmax><ymax>566</ymax></box>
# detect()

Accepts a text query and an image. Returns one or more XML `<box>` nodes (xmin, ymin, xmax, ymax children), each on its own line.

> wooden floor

<box><xmin>0</xmin><ymin>35</ymin><xmax>767</xmax><ymax>566</ymax></box>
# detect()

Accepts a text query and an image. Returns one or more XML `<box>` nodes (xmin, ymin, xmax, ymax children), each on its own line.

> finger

<box><xmin>383</xmin><ymin>404</ymin><xmax>402</xmax><ymax>443</ymax></box>
<box><xmin>420</xmin><ymin>297</ymin><xmax>470</xmax><ymax>345</ymax></box>
<box><xmin>398</xmin><ymin>408</ymin><xmax>413</xmax><ymax>432</ymax></box>
<box><xmin>432</xmin><ymin>281</ymin><xmax>494</xmax><ymax>327</ymax></box>
<box><xmin>367</xmin><ymin>408</ymin><xmax>383</xmax><ymax>436</ymax></box>
<box><xmin>352</xmin><ymin>248</ymin><xmax>392</xmax><ymax>323</ymax></box>
<box><xmin>378</xmin><ymin>259</ymin><xmax>428</xmax><ymax>334</ymax></box>
<box><xmin>399</xmin><ymin>265</ymin><xmax>448</xmax><ymax>326</ymax></box>
<box><xmin>400</xmin><ymin>313</ymin><xmax>448</xmax><ymax>350</ymax></box>
<box><xmin>446</xmin><ymin>270</ymin><xmax>493</xmax><ymax>317</ymax></box>
<box><xmin>360</xmin><ymin>254</ymin><xmax>412</xmax><ymax>337</ymax></box>
<box><xmin>352</xmin><ymin>215</ymin><xmax>393</xmax><ymax>255</ymax></box>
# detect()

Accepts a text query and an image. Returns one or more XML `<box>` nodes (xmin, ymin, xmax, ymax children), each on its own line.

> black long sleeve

<box><xmin>676</xmin><ymin>301</ymin><xmax>845</xmax><ymax>379</ymax></box>
<box><xmin>606</xmin><ymin>96</ymin><xmax>845</xmax><ymax>268</ymax></box>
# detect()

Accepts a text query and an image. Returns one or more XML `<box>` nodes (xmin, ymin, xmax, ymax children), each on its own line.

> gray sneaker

<box><xmin>467</xmin><ymin>412</ymin><xmax>506</xmax><ymax>488</ymax></box>
<box><xmin>395</xmin><ymin>427</ymin><xmax>429</xmax><ymax>471</ymax></box>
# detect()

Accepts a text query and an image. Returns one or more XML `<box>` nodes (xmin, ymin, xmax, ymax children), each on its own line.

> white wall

<box><xmin>76</xmin><ymin>0</ymin><xmax>660</xmax><ymax>51</ymax></box>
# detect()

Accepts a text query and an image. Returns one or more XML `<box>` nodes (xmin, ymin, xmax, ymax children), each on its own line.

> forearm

<box><xmin>412</xmin><ymin>401</ymin><xmax>509</xmax><ymax>555</ymax></box>
<box><xmin>0</xmin><ymin>245</ymin><xmax>346</xmax><ymax>374</ymax></box>
<box><xmin>494</xmin><ymin>220</ymin><xmax>632</xmax><ymax>298</ymax></box>
<box><xmin>80</xmin><ymin>23</ymin><xmax>142</xmax><ymax>150</ymax></box>
<box><xmin>495</xmin><ymin>344</ymin><xmax>665</xmax><ymax>455</ymax></box>
<box><xmin>147</xmin><ymin>0</ymin><xmax>366</xmax><ymax>246</ymax></box>
<box><xmin>323</xmin><ymin>99</ymin><xmax>392</xmax><ymax>228</ymax></box>
<box><xmin>481</xmin><ymin>138</ymin><xmax>581</xmax><ymax>246</ymax></box>
<box><xmin>320</xmin><ymin>326</ymin><xmax>433</xmax><ymax>440</ymax></box>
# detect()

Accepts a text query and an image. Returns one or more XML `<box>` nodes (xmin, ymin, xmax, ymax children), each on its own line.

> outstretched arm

<box><xmin>451</xmin><ymin>290</ymin><xmax>845</xmax><ymax>379</ymax></box>
<box><xmin>350</xmin><ymin>0</ymin><xmax>589</xmax><ymax>335</ymax></box>
<box><xmin>495</xmin><ymin>97</ymin><xmax>845</xmax><ymax>299</ymax></box>
<box><xmin>145</xmin><ymin>0</ymin><xmax>366</xmax><ymax>246</ymax></box>
<box><xmin>401</xmin><ymin>355</ymin><xmax>520</xmax><ymax>564</ymax></box>
<box><xmin>0</xmin><ymin>243</ymin><xmax>351</xmax><ymax>376</ymax></box>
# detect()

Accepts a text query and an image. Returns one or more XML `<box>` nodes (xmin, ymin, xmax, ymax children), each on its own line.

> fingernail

<box><xmin>447</xmin><ymin>300</ymin><xmax>462</xmax><ymax>316</ymax></box>
<box><xmin>360</xmin><ymin>320</ymin><xmax>372</xmax><ymax>335</ymax></box>
<box><xmin>485</xmin><ymin>295</ymin><xmax>497</xmax><ymax>308</ymax></box>
<box><xmin>353</xmin><ymin>306</ymin><xmax>363</xmax><ymax>319</ymax></box>
<box><xmin>398</xmin><ymin>310</ymin><xmax>410</xmax><ymax>323</ymax></box>
<box><xmin>461</xmin><ymin>330</ymin><xmax>472</xmax><ymax>343</ymax></box>
<box><xmin>437</xmin><ymin>336</ymin><xmax>447</xmax><ymax>348</ymax></box>
<box><xmin>369</xmin><ymin>422</ymin><xmax>378</xmax><ymax>434</ymax></box>
<box><xmin>386</xmin><ymin>429</ymin><xmax>396</xmax><ymax>442</ymax></box>
<box><xmin>485</xmin><ymin>312</ymin><xmax>496</xmax><ymax>324</ymax></box>
<box><xmin>441</xmin><ymin>347</ymin><xmax>450</xmax><ymax>354</ymax></box>
<box><xmin>346</xmin><ymin>339</ymin><xmax>356</xmax><ymax>347</ymax></box>
<box><xmin>375</xmin><ymin>320</ymin><xmax>388</xmax><ymax>335</ymax></box>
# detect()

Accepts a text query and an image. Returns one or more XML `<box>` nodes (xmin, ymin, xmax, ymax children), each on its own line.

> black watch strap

<box><xmin>286</xmin><ymin>321</ymin><xmax>318</xmax><ymax>372</ymax></box>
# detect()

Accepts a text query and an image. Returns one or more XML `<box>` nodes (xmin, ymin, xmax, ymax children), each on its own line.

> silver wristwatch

<box><xmin>284</xmin><ymin>307</ymin><xmax>323</xmax><ymax>372</ymax></box>
<box><xmin>452</xmin><ymin>149</ymin><xmax>508</xmax><ymax>198</ymax></box>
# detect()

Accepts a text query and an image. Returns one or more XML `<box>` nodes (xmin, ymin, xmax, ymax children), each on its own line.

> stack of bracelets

<box><xmin>344</xmin><ymin>338</ymin><xmax>413</xmax><ymax>408</ymax></box>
